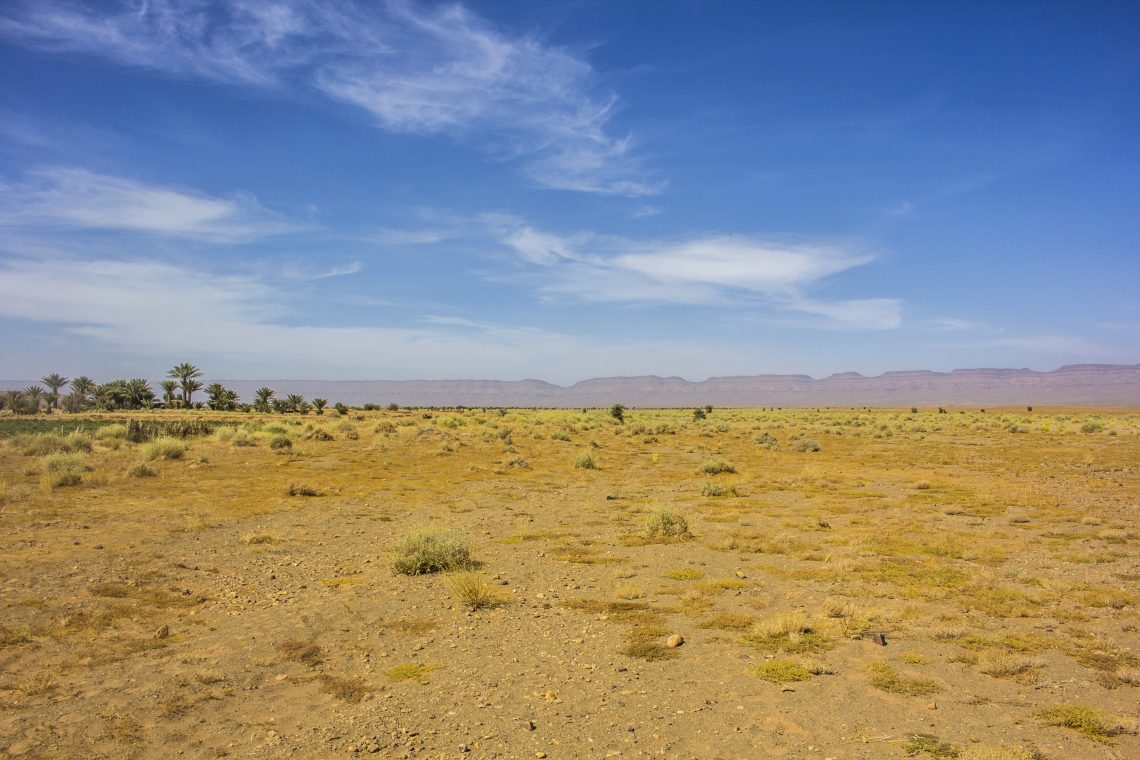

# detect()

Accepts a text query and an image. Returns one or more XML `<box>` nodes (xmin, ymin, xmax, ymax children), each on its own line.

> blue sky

<box><xmin>0</xmin><ymin>0</ymin><xmax>1137</xmax><ymax>384</ymax></box>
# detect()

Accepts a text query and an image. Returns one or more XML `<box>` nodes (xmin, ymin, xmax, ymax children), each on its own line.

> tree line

<box><xmin>0</xmin><ymin>363</ymin><xmax>345</xmax><ymax>416</ymax></box>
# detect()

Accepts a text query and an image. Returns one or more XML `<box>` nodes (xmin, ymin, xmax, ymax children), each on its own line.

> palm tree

<box><xmin>313</xmin><ymin>398</ymin><xmax>328</xmax><ymax>415</ymax></box>
<box><xmin>22</xmin><ymin>386</ymin><xmax>44</xmax><ymax>414</ymax></box>
<box><xmin>168</xmin><ymin>363</ymin><xmax>204</xmax><ymax>406</ymax></box>
<box><xmin>2</xmin><ymin>389</ymin><xmax>25</xmax><ymax>414</ymax></box>
<box><xmin>204</xmin><ymin>383</ymin><xmax>241</xmax><ymax>411</ymax></box>
<box><xmin>159</xmin><ymin>380</ymin><xmax>180</xmax><ymax>407</ymax></box>
<box><xmin>40</xmin><ymin>373</ymin><xmax>69</xmax><ymax>409</ymax></box>
<box><xmin>70</xmin><ymin>376</ymin><xmax>96</xmax><ymax>406</ymax></box>
<box><xmin>125</xmin><ymin>379</ymin><xmax>155</xmax><ymax>409</ymax></box>
<box><xmin>253</xmin><ymin>387</ymin><xmax>275</xmax><ymax>413</ymax></box>
<box><xmin>283</xmin><ymin>393</ymin><xmax>306</xmax><ymax>414</ymax></box>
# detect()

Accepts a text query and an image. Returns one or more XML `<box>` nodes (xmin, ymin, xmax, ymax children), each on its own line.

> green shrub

<box><xmin>700</xmin><ymin>460</ymin><xmax>736</xmax><ymax>475</ymax></box>
<box><xmin>573</xmin><ymin>452</ymin><xmax>598</xmax><ymax>469</ymax></box>
<box><xmin>127</xmin><ymin>463</ymin><xmax>157</xmax><ymax>478</ymax></box>
<box><xmin>795</xmin><ymin>439</ymin><xmax>822</xmax><ymax>452</ymax></box>
<box><xmin>644</xmin><ymin>509</ymin><xmax>691</xmax><ymax>542</ymax></box>
<box><xmin>269</xmin><ymin>435</ymin><xmax>293</xmax><ymax>450</ymax></box>
<box><xmin>286</xmin><ymin>482</ymin><xmax>321</xmax><ymax>497</ymax></box>
<box><xmin>701</xmin><ymin>481</ymin><xmax>737</xmax><ymax>497</ymax></box>
<box><xmin>392</xmin><ymin>529</ymin><xmax>472</xmax><ymax>575</ymax></box>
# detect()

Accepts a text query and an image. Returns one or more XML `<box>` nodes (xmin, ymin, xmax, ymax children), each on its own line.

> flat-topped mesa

<box><xmin>187</xmin><ymin>364</ymin><xmax>1140</xmax><ymax>408</ymax></box>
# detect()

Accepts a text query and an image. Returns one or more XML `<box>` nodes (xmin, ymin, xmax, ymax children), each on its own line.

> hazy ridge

<box><xmin>5</xmin><ymin>364</ymin><xmax>1137</xmax><ymax>407</ymax></box>
<box><xmin>212</xmin><ymin>363</ymin><xmax>1139</xmax><ymax>407</ymax></box>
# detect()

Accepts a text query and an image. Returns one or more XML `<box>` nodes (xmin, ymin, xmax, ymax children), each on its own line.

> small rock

<box><xmin>666</xmin><ymin>634</ymin><xmax>684</xmax><ymax>648</ymax></box>
<box><xmin>926</xmin><ymin>702</ymin><xmax>938</xmax><ymax>710</ymax></box>
<box><xmin>781</xmin><ymin>686</ymin><xmax>795</xmax><ymax>693</ymax></box>
<box><xmin>154</xmin><ymin>624</ymin><xmax>170</xmax><ymax>639</ymax></box>
<box><xmin>535</xmin><ymin>753</ymin><xmax>547</xmax><ymax>759</ymax></box>
<box><xmin>525</xmin><ymin>720</ymin><xmax>536</xmax><ymax>731</ymax></box>
<box><xmin>734</xmin><ymin>571</ymin><xmax>747</xmax><ymax>579</ymax></box>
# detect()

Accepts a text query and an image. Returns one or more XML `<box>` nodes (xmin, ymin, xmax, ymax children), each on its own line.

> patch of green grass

<box><xmin>867</xmin><ymin>663</ymin><xmax>940</xmax><ymax>696</ymax></box>
<box><xmin>384</xmin><ymin>663</ymin><xmax>442</xmax><ymax>683</ymax></box>
<box><xmin>1037</xmin><ymin>704</ymin><xmax>1122</xmax><ymax>743</ymax></box>
<box><xmin>751</xmin><ymin>660</ymin><xmax>812</xmax><ymax>684</ymax></box>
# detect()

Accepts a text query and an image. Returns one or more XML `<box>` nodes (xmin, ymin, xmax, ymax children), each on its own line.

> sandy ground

<box><xmin>1</xmin><ymin>407</ymin><xmax>1137</xmax><ymax>759</ymax></box>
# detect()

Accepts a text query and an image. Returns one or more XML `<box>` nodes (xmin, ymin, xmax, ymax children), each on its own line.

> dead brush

<box><xmin>446</xmin><ymin>570</ymin><xmax>503</xmax><ymax>611</ymax></box>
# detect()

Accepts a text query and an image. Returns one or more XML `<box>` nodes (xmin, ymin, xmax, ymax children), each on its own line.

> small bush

<box><xmin>701</xmin><ymin>480</ymin><xmax>738</xmax><ymax>497</ymax></box>
<box><xmin>127</xmin><ymin>463</ymin><xmax>157</xmax><ymax>478</ymax></box>
<box><xmin>551</xmin><ymin>431</ymin><xmax>571</xmax><ymax>441</ymax></box>
<box><xmin>268</xmin><ymin>435</ymin><xmax>293</xmax><ymax>450</ymax></box>
<box><xmin>286</xmin><ymin>482</ymin><xmax>321</xmax><ymax>497</ymax></box>
<box><xmin>755</xmin><ymin>432</ymin><xmax>779</xmax><ymax>448</ymax></box>
<box><xmin>392</xmin><ymin>529</ymin><xmax>472</xmax><ymax>575</ymax></box>
<box><xmin>573</xmin><ymin>452</ymin><xmax>598</xmax><ymax>469</ymax></box>
<box><xmin>143</xmin><ymin>438</ymin><xmax>187</xmax><ymax>461</ymax></box>
<box><xmin>1080</xmin><ymin>421</ymin><xmax>1103</xmax><ymax>434</ymax></box>
<box><xmin>644</xmin><ymin>509</ymin><xmax>692</xmax><ymax>542</ymax></box>
<box><xmin>794</xmin><ymin>439</ymin><xmax>822</xmax><ymax>452</ymax></box>
<box><xmin>700</xmin><ymin>460</ymin><xmax>736</xmax><ymax>475</ymax></box>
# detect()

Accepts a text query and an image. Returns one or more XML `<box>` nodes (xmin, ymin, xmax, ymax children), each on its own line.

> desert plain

<box><xmin>0</xmin><ymin>406</ymin><xmax>1137</xmax><ymax>759</ymax></box>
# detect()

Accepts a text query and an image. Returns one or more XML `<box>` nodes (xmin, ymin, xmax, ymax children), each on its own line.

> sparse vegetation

<box><xmin>0</xmin><ymin>403</ymin><xmax>1137</xmax><ymax>758</ymax></box>
<box><xmin>643</xmin><ymin>509</ymin><xmax>692</xmax><ymax>542</ymax></box>
<box><xmin>392</xmin><ymin>529</ymin><xmax>472</xmax><ymax>575</ymax></box>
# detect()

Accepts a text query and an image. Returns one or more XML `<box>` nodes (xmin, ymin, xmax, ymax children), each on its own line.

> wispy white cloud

<box><xmin>280</xmin><ymin>260</ymin><xmax>363</xmax><ymax>280</ymax></box>
<box><xmin>497</xmin><ymin>224</ymin><xmax>896</xmax><ymax>328</ymax></box>
<box><xmin>924</xmin><ymin>317</ymin><xmax>996</xmax><ymax>333</ymax></box>
<box><xmin>0</xmin><ymin>167</ymin><xmax>297</xmax><ymax>242</ymax></box>
<box><xmin>0</xmin><ymin>0</ymin><xmax>653</xmax><ymax>195</ymax></box>
<box><xmin>787</xmin><ymin>298</ymin><xmax>902</xmax><ymax>330</ymax></box>
<box><xmin>0</xmin><ymin>255</ymin><xmax>740</xmax><ymax>381</ymax></box>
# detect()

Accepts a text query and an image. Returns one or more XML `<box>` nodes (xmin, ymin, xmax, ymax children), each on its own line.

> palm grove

<box><xmin>0</xmin><ymin>364</ymin><xmax>335</xmax><ymax>416</ymax></box>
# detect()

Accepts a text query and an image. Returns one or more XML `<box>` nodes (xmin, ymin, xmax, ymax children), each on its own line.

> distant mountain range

<box><xmin>4</xmin><ymin>364</ymin><xmax>1138</xmax><ymax>407</ymax></box>
<box><xmin>207</xmin><ymin>364</ymin><xmax>1139</xmax><ymax>407</ymax></box>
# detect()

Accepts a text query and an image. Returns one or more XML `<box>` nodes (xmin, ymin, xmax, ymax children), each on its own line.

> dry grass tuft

<box><xmin>446</xmin><ymin>570</ymin><xmax>503</xmax><ymax>610</ymax></box>
<box><xmin>316</xmin><ymin>674</ymin><xmax>373</xmax><ymax>702</ymax></box>
<box><xmin>277</xmin><ymin>640</ymin><xmax>323</xmax><ymax>666</ymax></box>
<box><xmin>867</xmin><ymin>663</ymin><xmax>940</xmax><ymax>696</ymax></box>
<box><xmin>1037</xmin><ymin>704</ymin><xmax>1128</xmax><ymax>743</ymax></box>
<box><xmin>392</xmin><ymin>529</ymin><xmax>472</xmax><ymax>575</ymax></box>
